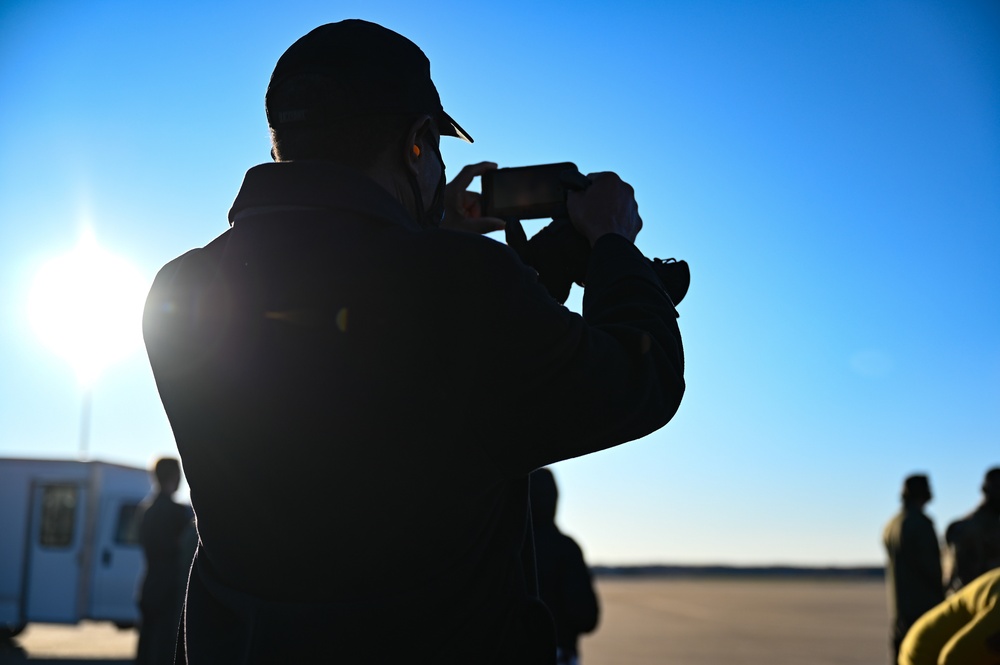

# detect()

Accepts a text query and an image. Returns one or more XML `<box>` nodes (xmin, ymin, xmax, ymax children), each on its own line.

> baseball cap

<box><xmin>265</xmin><ymin>20</ymin><xmax>472</xmax><ymax>143</ymax></box>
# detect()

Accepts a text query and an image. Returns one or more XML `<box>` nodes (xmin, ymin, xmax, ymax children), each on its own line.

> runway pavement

<box><xmin>583</xmin><ymin>576</ymin><xmax>888</xmax><ymax>665</ymax></box>
<box><xmin>0</xmin><ymin>576</ymin><xmax>888</xmax><ymax>664</ymax></box>
<box><xmin>0</xmin><ymin>620</ymin><xmax>135</xmax><ymax>664</ymax></box>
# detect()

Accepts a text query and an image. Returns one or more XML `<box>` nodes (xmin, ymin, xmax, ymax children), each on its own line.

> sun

<box><xmin>28</xmin><ymin>228</ymin><xmax>150</xmax><ymax>387</ymax></box>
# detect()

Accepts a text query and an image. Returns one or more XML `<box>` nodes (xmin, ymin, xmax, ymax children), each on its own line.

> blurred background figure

<box><xmin>898</xmin><ymin>567</ymin><xmax>1000</xmax><ymax>665</ymax></box>
<box><xmin>945</xmin><ymin>467</ymin><xmax>1000</xmax><ymax>593</ymax></box>
<box><xmin>135</xmin><ymin>457</ymin><xmax>194</xmax><ymax>665</ymax></box>
<box><xmin>883</xmin><ymin>473</ymin><xmax>945</xmax><ymax>664</ymax></box>
<box><xmin>529</xmin><ymin>468</ymin><xmax>600</xmax><ymax>665</ymax></box>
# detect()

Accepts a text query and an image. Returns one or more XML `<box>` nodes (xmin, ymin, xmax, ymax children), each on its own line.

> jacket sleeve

<box><xmin>560</xmin><ymin>538</ymin><xmax>600</xmax><ymax>635</ymax></box>
<box><xmin>471</xmin><ymin>232</ymin><xmax>685</xmax><ymax>475</ymax></box>
<box><xmin>904</xmin><ymin>517</ymin><xmax>944</xmax><ymax>596</ymax></box>
<box><xmin>938</xmin><ymin>596</ymin><xmax>1000</xmax><ymax>665</ymax></box>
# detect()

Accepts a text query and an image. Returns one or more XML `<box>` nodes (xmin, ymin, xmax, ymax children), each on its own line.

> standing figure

<box><xmin>883</xmin><ymin>474</ymin><xmax>945</xmax><ymax>663</ymax></box>
<box><xmin>946</xmin><ymin>468</ymin><xmax>1000</xmax><ymax>592</ymax></box>
<box><xmin>529</xmin><ymin>468</ymin><xmax>600</xmax><ymax>665</ymax></box>
<box><xmin>135</xmin><ymin>457</ymin><xmax>193</xmax><ymax>665</ymax></box>
<box><xmin>141</xmin><ymin>19</ymin><xmax>685</xmax><ymax>663</ymax></box>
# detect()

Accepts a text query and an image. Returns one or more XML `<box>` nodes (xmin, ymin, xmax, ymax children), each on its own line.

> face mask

<box><xmin>407</xmin><ymin>139</ymin><xmax>446</xmax><ymax>229</ymax></box>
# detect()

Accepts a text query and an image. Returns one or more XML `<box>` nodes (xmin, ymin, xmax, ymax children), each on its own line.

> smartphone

<box><xmin>480</xmin><ymin>162</ymin><xmax>580</xmax><ymax>220</ymax></box>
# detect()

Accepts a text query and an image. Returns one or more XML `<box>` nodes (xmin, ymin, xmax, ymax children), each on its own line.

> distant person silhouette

<box><xmin>529</xmin><ymin>468</ymin><xmax>600</xmax><ymax>665</ymax></box>
<box><xmin>897</xmin><ymin>567</ymin><xmax>1000</xmax><ymax>665</ymax></box>
<box><xmin>945</xmin><ymin>467</ymin><xmax>1000</xmax><ymax>593</ymax></box>
<box><xmin>883</xmin><ymin>474</ymin><xmax>945</xmax><ymax>663</ymax></box>
<box><xmin>135</xmin><ymin>457</ymin><xmax>193</xmax><ymax>665</ymax></box>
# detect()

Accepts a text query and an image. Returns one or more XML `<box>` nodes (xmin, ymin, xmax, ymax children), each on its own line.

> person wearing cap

<box><xmin>884</xmin><ymin>474</ymin><xmax>946</xmax><ymax>664</ymax></box>
<box><xmin>945</xmin><ymin>468</ymin><xmax>1000</xmax><ymax>593</ymax></box>
<box><xmin>143</xmin><ymin>19</ymin><xmax>684</xmax><ymax>664</ymax></box>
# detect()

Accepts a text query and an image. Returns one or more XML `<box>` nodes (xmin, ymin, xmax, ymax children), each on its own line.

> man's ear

<box><xmin>404</xmin><ymin>115</ymin><xmax>435</xmax><ymax>177</ymax></box>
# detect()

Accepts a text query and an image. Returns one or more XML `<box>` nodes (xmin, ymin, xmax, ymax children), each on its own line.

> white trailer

<box><xmin>0</xmin><ymin>457</ymin><xmax>154</xmax><ymax>639</ymax></box>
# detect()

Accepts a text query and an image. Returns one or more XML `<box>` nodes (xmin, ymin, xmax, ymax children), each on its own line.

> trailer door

<box><xmin>24</xmin><ymin>483</ymin><xmax>86</xmax><ymax>623</ymax></box>
<box><xmin>88</xmin><ymin>496</ymin><xmax>143</xmax><ymax>623</ymax></box>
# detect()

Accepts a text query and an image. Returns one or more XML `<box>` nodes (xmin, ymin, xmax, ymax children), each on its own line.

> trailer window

<box><xmin>115</xmin><ymin>503</ymin><xmax>141</xmax><ymax>545</ymax></box>
<box><xmin>39</xmin><ymin>484</ymin><xmax>78</xmax><ymax>547</ymax></box>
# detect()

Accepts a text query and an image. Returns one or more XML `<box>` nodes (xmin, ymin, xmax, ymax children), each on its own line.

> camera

<box><xmin>490</xmin><ymin>163</ymin><xmax>690</xmax><ymax>307</ymax></box>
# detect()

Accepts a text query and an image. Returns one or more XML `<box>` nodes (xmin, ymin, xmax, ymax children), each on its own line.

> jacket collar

<box><xmin>228</xmin><ymin>161</ymin><xmax>422</xmax><ymax>232</ymax></box>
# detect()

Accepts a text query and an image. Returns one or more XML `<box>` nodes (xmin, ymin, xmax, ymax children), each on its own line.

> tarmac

<box><xmin>0</xmin><ymin>576</ymin><xmax>888</xmax><ymax>665</ymax></box>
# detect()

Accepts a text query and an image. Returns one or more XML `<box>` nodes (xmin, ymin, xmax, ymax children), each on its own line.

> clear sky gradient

<box><xmin>2</xmin><ymin>0</ymin><xmax>997</xmax><ymax>566</ymax></box>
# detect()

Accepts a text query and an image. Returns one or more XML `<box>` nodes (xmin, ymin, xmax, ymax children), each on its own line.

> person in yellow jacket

<box><xmin>898</xmin><ymin>567</ymin><xmax>1000</xmax><ymax>665</ymax></box>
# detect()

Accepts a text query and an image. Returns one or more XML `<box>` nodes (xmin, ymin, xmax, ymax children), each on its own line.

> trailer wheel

<box><xmin>0</xmin><ymin>623</ymin><xmax>26</xmax><ymax>641</ymax></box>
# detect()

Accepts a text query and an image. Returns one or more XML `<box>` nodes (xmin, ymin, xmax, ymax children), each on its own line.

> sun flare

<box><xmin>28</xmin><ymin>228</ymin><xmax>150</xmax><ymax>387</ymax></box>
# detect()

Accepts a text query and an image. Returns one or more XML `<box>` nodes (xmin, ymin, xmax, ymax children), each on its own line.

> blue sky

<box><xmin>1</xmin><ymin>0</ymin><xmax>997</xmax><ymax>566</ymax></box>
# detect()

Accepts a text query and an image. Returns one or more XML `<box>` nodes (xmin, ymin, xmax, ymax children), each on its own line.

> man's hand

<box><xmin>441</xmin><ymin>162</ymin><xmax>506</xmax><ymax>234</ymax></box>
<box><xmin>567</xmin><ymin>171</ymin><xmax>643</xmax><ymax>247</ymax></box>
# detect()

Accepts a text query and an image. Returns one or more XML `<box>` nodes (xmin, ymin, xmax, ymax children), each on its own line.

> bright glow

<box><xmin>28</xmin><ymin>228</ymin><xmax>149</xmax><ymax>387</ymax></box>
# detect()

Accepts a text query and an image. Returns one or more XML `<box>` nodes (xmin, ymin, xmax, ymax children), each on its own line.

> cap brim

<box><xmin>440</xmin><ymin>111</ymin><xmax>473</xmax><ymax>143</ymax></box>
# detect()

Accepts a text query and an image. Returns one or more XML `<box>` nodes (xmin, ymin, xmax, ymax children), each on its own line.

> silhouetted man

<box><xmin>898</xmin><ymin>567</ymin><xmax>1000</xmax><ymax>665</ymax></box>
<box><xmin>529</xmin><ymin>468</ymin><xmax>600</xmax><ymax>665</ymax></box>
<box><xmin>143</xmin><ymin>19</ymin><xmax>684</xmax><ymax>664</ymax></box>
<box><xmin>136</xmin><ymin>457</ymin><xmax>193</xmax><ymax>665</ymax></box>
<box><xmin>883</xmin><ymin>474</ymin><xmax>945</xmax><ymax>663</ymax></box>
<box><xmin>945</xmin><ymin>467</ymin><xmax>1000</xmax><ymax>592</ymax></box>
